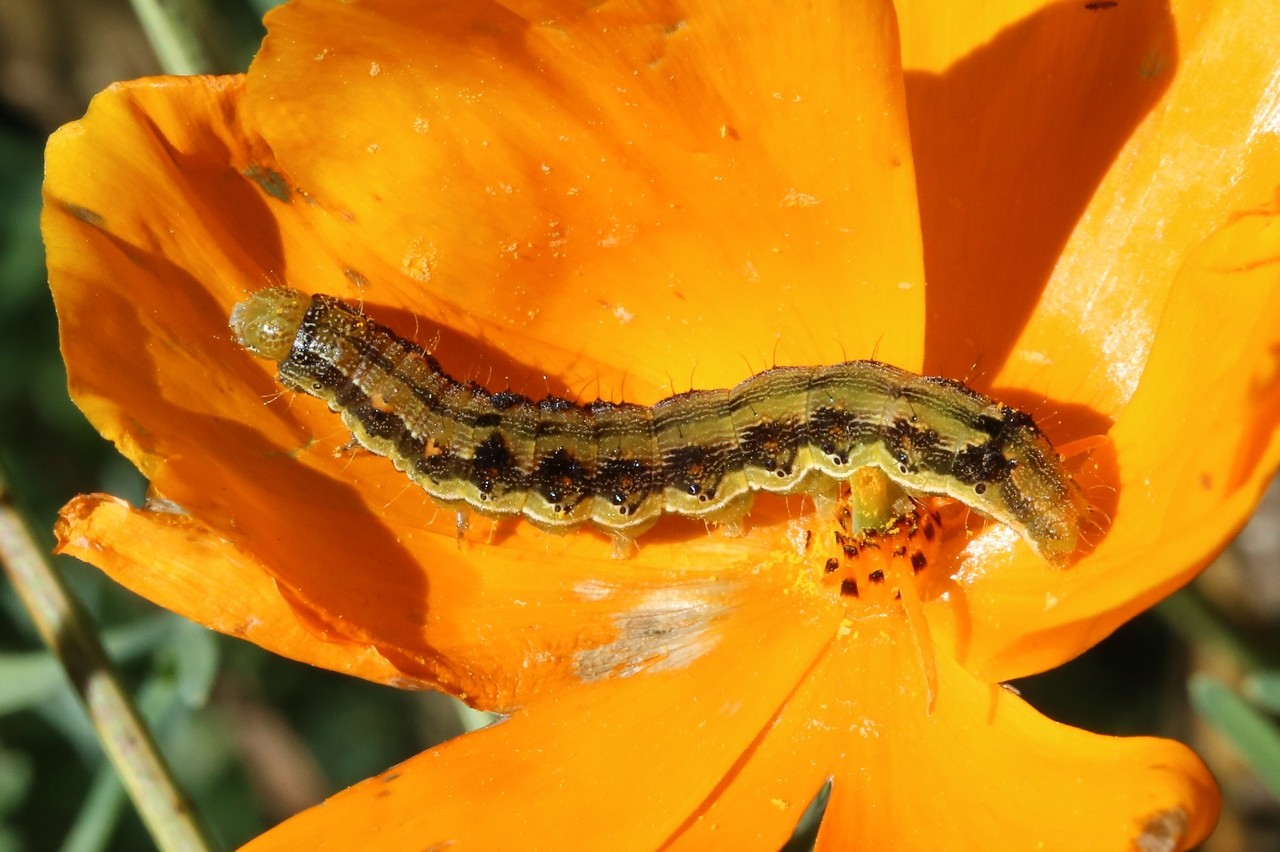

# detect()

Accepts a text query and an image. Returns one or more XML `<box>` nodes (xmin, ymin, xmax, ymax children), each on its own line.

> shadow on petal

<box><xmin>905</xmin><ymin>1</ymin><xmax>1175</xmax><ymax>379</ymax></box>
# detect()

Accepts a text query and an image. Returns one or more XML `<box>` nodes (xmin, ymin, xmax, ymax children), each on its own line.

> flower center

<box><xmin>805</xmin><ymin>468</ymin><xmax>944</xmax><ymax>611</ymax></box>
<box><xmin>796</xmin><ymin>467</ymin><xmax>947</xmax><ymax>709</ymax></box>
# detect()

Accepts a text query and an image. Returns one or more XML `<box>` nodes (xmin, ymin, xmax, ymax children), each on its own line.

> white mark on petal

<box><xmin>1018</xmin><ymin>349</ymin><xmax>1052</xmax><ymax>366</ymax></box>
<box><xmin>1247</xmin><ymin>64</ymin><xmax>1280</xmax><ymax>142</ymax></box>
<box><xmin>574</xmin><ymin>579</ymin><xmax>614</xmax><ymax>601</ymax></box>
<box><xmin>401</xmin><ymin>239</ymin><xmax>438</xmax><ymax>283</ymax></box>
<box><xmin>573</xmin><ymin>580</ymin><xmax>737</xmax><ymax>682</ymax></box>
<box><xmin>1136</xmin><ymin>808</ymin><xmax>1189</xmax><ymax>852</ymax></box>
<box><xmin>781</xmin><ymin>189</ymin><xmax>820</xmax><ymax>208</ymax></box>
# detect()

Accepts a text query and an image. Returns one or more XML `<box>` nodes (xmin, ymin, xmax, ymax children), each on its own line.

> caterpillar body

<box><xmin>230</xmin><ymin>288</ymin><xmax>1088</xmax><ymax>562</ymax></box>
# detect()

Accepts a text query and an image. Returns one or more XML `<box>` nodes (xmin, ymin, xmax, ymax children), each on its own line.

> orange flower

<box><xmin>42</xmin><ymin>0</ymin><xmax>1280</xmax><ymax>848</ymax></box>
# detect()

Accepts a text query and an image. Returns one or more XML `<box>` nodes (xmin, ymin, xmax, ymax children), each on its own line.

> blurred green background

<box><xmin>0</xmin><ymin>1</ymin><xmax>1277</xmax><ymax>849</ymax></box>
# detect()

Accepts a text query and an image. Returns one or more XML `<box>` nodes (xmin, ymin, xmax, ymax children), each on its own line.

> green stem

<box><xmin>1189</xmin><ymin>674</ymin><xmax>1280</xmax><ymax>801</ymax></box>
<box><xmin>62</xmin><ymin>765</ymin><xmax>128</xmax><ymax>852</ymax></box>
<box><xmin>128</xmin><ymin>0</ymin><xmax>214</xmax><ymax>76</ymax></box>
<box><xmin>1154</xmin><ymin>588</ymin><xmax>1266</xmax><ymax>671</ymax></box>
<box><xmin>0</xmin><ymin>465</ymin><xmax>214</xmax><ymax>852</ymax></box>
<box><xmin>1244</xmin><ymin>671</ymin><xmax>1280</xmax><ymax>714</ymax></box>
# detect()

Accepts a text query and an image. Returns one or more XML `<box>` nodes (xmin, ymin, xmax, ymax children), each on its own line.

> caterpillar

<box><xmin>230</xmin><ymin>288</ymin><xmax>1088</xmax><ymax>563</ymax></box>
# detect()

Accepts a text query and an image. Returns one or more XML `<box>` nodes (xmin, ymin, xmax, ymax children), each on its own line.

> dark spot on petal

<box><xmin>244</xmin><ymin>164</ymin><xmax>292</xmax><ymax>202</ymax></box>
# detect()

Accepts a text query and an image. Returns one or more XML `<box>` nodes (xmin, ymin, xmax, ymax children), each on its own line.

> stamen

<box><xmin>810</xmin><ymin>476</ymin><xmax>945</xmax><ymax>715</ymax></box>
<box><xmin>885</xmin><ymin>546</ymin><xmax>938</xmax><ymax>713</ymax></box>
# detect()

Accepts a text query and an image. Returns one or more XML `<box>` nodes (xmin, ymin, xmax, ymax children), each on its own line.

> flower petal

<box><xmin>43</xmin><ymin>75</ymin><xmax>481</xmax><ymax>685</ymax></box>
<box><xmin>900</xmin><ymin>0</ymin><xmax>1181</xmax><ymax>382</ymax></box>
<box><xmin>1004</xmin><ymin>0</ymin><xmax>1278</xmax><ymax>413</ymax></box>
<box><xmin>667</xmin><ymin>613</ymin><xmax>1218</xmax><ymax>851</ymax></box>
<box><xmin>246</xmin><ymin>0</ymin><xmax>926</xmax><ymax>389</ymax></box>
<box><xmin>239</xmin><ymin>561</ymin><xmax>841</xmax><ymax>849</ymax></box>
<box><xmin>923</xmin><ymin>0</ymin><xmax>1280</xmax><ymax>679</ymax></box>
<box><xmin>54</xmin><ymin>494</ymin><xmax>413</xmax><ymax>685</ymax></box>
<box><xmin>954</xmin><ymin>197</ymin><xmax>1280</xmax><ymax>682</ymax></box>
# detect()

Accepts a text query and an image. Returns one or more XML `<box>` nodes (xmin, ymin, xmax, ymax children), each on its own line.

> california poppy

<box><xmin>43</xmin><ymin>0</ymin><xmax>1280</xmax><ymax>848</ymax></box>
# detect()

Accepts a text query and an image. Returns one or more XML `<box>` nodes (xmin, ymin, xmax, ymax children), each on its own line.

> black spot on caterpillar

<box><xmin>230</xmin><ymin>288</ymin><xmax>1088</xmax><ymax>562</ymax></box>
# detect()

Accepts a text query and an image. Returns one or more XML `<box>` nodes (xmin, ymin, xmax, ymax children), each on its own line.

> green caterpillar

<box><xmin>231</xmin><ymin>288</ymin><xmax>1088</xmax><ymax>562</ymax></box>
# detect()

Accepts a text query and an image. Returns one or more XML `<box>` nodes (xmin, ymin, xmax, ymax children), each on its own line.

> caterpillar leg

<box><xmin>610</xmin><ymin>533</ymin><xmax>637</xmax><ymax>560</ymax></box>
